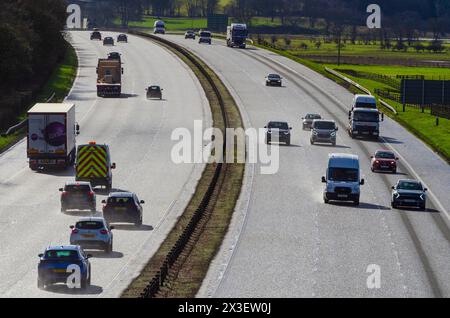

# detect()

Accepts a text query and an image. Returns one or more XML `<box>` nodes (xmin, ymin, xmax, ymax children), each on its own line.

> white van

<box><xmin>351</xmin><ymin>94</ymin><xmax>377</xmax><ymax>110</ymax></box>
<box><xmin>322</xmin><ymin>153</ymin><xmax>365</xmax><ymax>205</ymax></box>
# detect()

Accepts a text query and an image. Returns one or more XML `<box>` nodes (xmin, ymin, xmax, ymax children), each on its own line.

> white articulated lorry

<box><xmin>227</xmin><ymin>23</ymin><xmax>248</xmax><ymax>48</ymax></box>
<box><xmin>27</xmin><ymin>103</ymin><xmax>80</xmax><ymax>171</ymax></box>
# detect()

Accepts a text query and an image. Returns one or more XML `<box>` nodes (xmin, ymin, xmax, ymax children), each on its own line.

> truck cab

<box><xmin>227</xmin><ymin>23</ymin><xmax>248</xmax><ymax>48</ymax></box>
<box><xmin>322</xmin><ymin>153</ymin><xmax>364</xmax><ymax>206</ymax></box>
<box><xmin>348</xmin><ymin>108</ymin><xmax>382</xmax><ymax>139</ymax></box>
<box><xmin>351</xmin><ymin>94</ymin><xmax>377</xmax><ymax>110</ymax></box>
<box><xmin>154</xmin><ymin>20</ymin><xmax>165</xmax><ymax>34</ymax></box>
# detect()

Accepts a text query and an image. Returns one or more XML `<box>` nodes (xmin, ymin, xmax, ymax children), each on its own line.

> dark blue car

<box><xmin>38</xmin><ymin>245</ymin><xmax>92</xmax><ymax>290</ymax></box>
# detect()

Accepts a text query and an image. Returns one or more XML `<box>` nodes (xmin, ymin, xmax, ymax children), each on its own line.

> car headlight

<box><xmin>330</xmin><ymin>132</ymin><xmax>336</xmax><ymax>137</ymax></box>
<box><xmin>394</xmin><ymin>192</ymin><xmax>400</xmax><ymax>199</ymax></box>
<box><xmin>313</xmin><ymin>131</ymin><xmax>318</xmax><ymax>136</ymax></box>
<box><xmin>284</xmin><ymin>131</ymin><xmax>290</xmax><ymax>135</ymax></box>
<box><xmin>267</xmin><ymin>130</ymin><xmax>272</xmax><ymax>134</ymax></box>
<box><xmin>420</xmin><ymin>194</ymin><xmax>425</xmax><ymax>201</ymax></box>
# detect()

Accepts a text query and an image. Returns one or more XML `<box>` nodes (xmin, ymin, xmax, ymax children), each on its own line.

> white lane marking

<box><xmin>250</xmin><ymin>48</ymin><xmax>450</xmax><ymax>221</ymax></box>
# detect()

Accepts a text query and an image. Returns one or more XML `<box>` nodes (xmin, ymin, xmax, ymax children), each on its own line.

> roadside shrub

<box><xmin>427</xmin><ymin>41</ymin><xmax>445</xmax><ymax>53</ymax></box>
<box><xmin>300</xmin><ymin>42</ymin><xmax>308</xmax><ymax>50</ymax></box>
<box><xmin>270</xmin><ymin>35</ymin><xmax>278</xmax><ymax>45</ymax></box>
<box><xmin>315</xmin><ymin>41</ymin><xmax>322</xmax><ymax>49</ymax></box>
<box><xmin>284</xmin><ymin>37</ymin><xmax>292</xmax><ymax>47</ymax></box>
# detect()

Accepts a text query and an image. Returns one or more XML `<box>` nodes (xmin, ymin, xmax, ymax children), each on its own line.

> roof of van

<box><xmin>328</xmin><ymin>153</ymin><xmax>359</xmax><ymax>168</ymax></box>
<box><xmin>354</xmin><ymin>94</ymin><xmax>376</xmax><ymax>101</ymax></box>
<box><xmin>28</xmin><ymin>103</ymin><xmax>75</xmax><ymax>114</ymax></box>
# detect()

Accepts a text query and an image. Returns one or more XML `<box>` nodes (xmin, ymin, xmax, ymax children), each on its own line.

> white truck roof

<box><xmin>28</xmin><ymin>103</ymin><xmax>75</xmax><ymax>114</ymax></box>
<box><xmin>354</xmin><ymin>94</ymin><xmax>376</xmax><ymax>102</ymax></box>
<box><xmin>328</xmin><ymin>153</ymin><xmax>359</xmax><ymax>168</ymax></box>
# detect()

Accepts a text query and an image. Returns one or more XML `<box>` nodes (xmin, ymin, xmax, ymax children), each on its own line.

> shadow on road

<box><xmin>88</xmin><ymin>251</ymin><xmax>124</xmax><ymax>259</ymax></box>
<box><xmin>42</xmin><ymin>284</ymin><xmax>103</xmax><ymax>295</ymax></box>
<box><xmin>111</xmin><ymin>224</ymin><xmax>153</xmax><ymax>232</ymax></box>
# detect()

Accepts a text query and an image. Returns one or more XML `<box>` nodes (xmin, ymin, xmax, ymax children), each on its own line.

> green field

<box><xmin>0</xmin><ymin>43</ymin><xmax>78</xmax><ymax>153</ymax></box>
<box><xmin>257</xmin><ymin>36</ymin><xmax>450</xmax><ymax>61</ymax></box>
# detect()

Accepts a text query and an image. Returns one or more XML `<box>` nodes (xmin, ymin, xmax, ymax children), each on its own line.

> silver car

<box><xmin>70</xmin><ymin>217</ymin><xmax>114</xmax><ymax>253</ymax></box>
<box><xmin>310</xmin><ymin>120</ymin><xmax>338</xmax><ymax>146</ymax></box>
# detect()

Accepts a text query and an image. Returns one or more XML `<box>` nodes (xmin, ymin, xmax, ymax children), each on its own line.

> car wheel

<box><xmin>61</xmin><ymin>206</ymin><xmax>66</xmax><ymax>213</ymax></box>
<box><xmin>286</xmin><ymin>139</ymin><xmax>291</xmax><ymax>146</ymax></box>
<box><xmin>80</xmin><ymin>277</ymin><xmax>87</xmax><ymax>290</ymax></box>
<box><xmin>392</xmin><ymin>168</ymin><xmax>397</xmax><ymax>174</ymax></box>
<box><xmin>324</xmin><ymin>197</ymin><xmax>329</xmax><ymax>204</ymax></box>
<box><xmin>420</xmin><ymin>204</ymin><xmax>426</xmax><ymax>211</ymax></box>
<box><xmin>310</xmin><ymin>139</ymin><xmax>314</xmax><ymax>145</ymax></box>
<box><xmin>37</xmin><ymin>278</ymin><xmax>45</xmax><ymax>289</ymax></box>
<box><xmin>332</xmin><ymin>141</ymin><xmax>336</xmax><ymax>146</ymax></box>
<box><xmin>135</xmin><ymin>216</ymin><xmax>143</xmax><ymax>227</ymax></box>
<box><xmin>353</xmin><ymin>199</ymin><xmax>360</xmax><ymax>206</ymax></box>
<box><xmin>391</xmin><ymin>201</ymin><xmax>397</xmax><ymax>209</ymax></box>
<box><xmin>105</xmin><ymin>242</ymin><xmax>113</xmax><ymax>253</ymax></box>
<box><xmin>371</xmin><ymin>167</ymin><xmax>374</xmax><ymax>172</ymax></box>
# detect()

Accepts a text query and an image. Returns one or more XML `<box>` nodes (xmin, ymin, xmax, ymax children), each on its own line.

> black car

<box><xmin>265</xmin><ymin>121</ymin><xmax>292</xmax><ymax>145</ymax></box>
<box><xmin>391</xmin><ymin>179</ymin><xmax>427</xmax><ymax>210</ymax></box>
<box><xmin>266</xmin><ymin>74</ymin><xmax>283</xmax><ymax>86</ymax></box>
<box><xmin>302</xmin><ymin>113</ymin><xmax>322</xmax><ymax>130</ymax></box>
<box><xmin>146</xmin><ymin>85</ymin><xmax>163</xmax><ymax>99</ymax></box>
<box><xmin>60</xmin><ymin>182</ymin><xmax>96</xmax><ymax>213</ymax></box>
<box><xmin>90</xmin><ymin>31</ymin><xmax>102</xmax><ymax>40</ymax></box>
<box><xmin>102</xmin><ymin>192</ymin><xmax>144</xmax><ymax>226</ymax></box>
<box><xmin>38</xmin><ymin>245</ymin><xmax>91</xmax><ymax>290</ymax></box>
<box><xmin>117</xmin><ymin>34</ymin><xmax>128</xmax><ymax>43</ymax></box>
<box><xmin>103</xmin><ymin>37</ymin><xmax>114</xmax><ymax>46</ymax></box>
<box><xmin>185</xmin><ymin>30</ymin><xmax>196</xmax><ymax>39</ymax></box>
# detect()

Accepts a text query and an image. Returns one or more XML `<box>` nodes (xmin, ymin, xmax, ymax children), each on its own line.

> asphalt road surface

<box><xmin>161</xmin><ymin>34</ymin><xmax>450</xmax><ymax>298</ymax></box>
<box><xmin>0</xmin><ymin>31</ymin><xmax>211</xmax><ymax>297</ymax></box>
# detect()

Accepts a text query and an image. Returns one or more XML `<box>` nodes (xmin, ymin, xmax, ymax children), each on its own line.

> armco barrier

<box><xmin>325</xmin><ymin>67</ymin><xmax>398</xmax><ymax>115</ymax></box>
<box><xmin>1</xmin><ymin>92</ymin><xmax>56</xmax><ymax>137</ymax></box>
<box><xmin>129</xmin><ymin>30</ymin><xmax>229</xmax><ymax>298</ymax></box>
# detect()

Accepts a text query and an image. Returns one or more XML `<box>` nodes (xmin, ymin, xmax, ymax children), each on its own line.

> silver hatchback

<box><xmin>70</xmin><ymin>217</ymin><xmax>114</xmax><ymax>253</ymax></box>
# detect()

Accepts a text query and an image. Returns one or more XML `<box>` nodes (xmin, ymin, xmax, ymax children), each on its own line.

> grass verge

<box><xmin>0</xmin><ymin>42</ymin><xmax>78</xmax><ymax>154</ymax></box>
<box><xmin>121</xmin><ymin>33</ymin><xmax>245</xmax><ymax>298</ymax></box>
<box><xmin>253</xmin><ymin>42</ymin><xmax>450</xmax><ymax>163</ymax></box>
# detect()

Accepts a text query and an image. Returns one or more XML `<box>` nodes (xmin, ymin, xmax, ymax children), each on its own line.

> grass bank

<box><xmin>0</xmin><ymin>42</ymin><xmax>78</xmax><ymax>153</ymax></box>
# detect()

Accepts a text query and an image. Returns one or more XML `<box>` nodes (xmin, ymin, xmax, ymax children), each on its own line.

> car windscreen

<box><xmin>200</xmin><ymin>32</ymin><xmax>211</xmax><ymax>37</ymax></box>
<box><xmin>328</xmin><ymin>168</ymin><xmax>359</xmax><ymax>182</ymax></box>
<box><xmin>108</xmin><ymin>197</ymin><xmax>133</xmax><ymax>204</ymax></box>
<box><xmin>306</xmin><ymin>114</ymin><xmax>321</xmax><ymax>120</ymax></box>
<box><xmin>376</xmin><ymin>152</ymin><xmax>395</xmax><ymax>159</ymax></box>
<box><xmin>149</xmin><ymin>86</ymin><xmax>160</xmax><ymax>91</ymax></box>
<box><xmin>355</xmin><ymin>101</ymin><xmax>376</xmax><ymax>109</ymax></box>
<box><xmin>397</xmin><ymin>181</ymin><xmax>423</xmax><ymax>191</ymax></box>
<box><xmin>268</xmin><ymin>74</ymin><xmax>280</xmax><ymax>79</ymax></box>
<box><xmin>268</xmin><ymin>122</ymin><xmax>288</xmax><ymax>130</ymax></box>
<box><xmin>65</xmin><ymin>185</ymin><xmax>91</xmax><ymax>192</ymax></box>
<box><xmin>76</xmin><ymin>221</ymin><xmax>103</xmax><ymax>230</ymax></box>
<box><xmin>232</xmin><ymin>29</ymin><xmax>248</xmax><ymax>36</ymax></box>
<box><xmin>313</xmin><ymin>121</ymin><xmax>335</xmax><ymax>130</ymax></box>
<box><xmin>45</xmin><ymin>250</ymin><xmax>79</xmax><ymax>260</ymax></box>
<box><xmin>353</xmin><ymin>112</ymin><xmax>379</xmax><ymax>122</ymax></box>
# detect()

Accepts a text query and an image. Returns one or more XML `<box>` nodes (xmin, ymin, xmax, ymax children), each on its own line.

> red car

<box><xmin>371</xmin><ymin>150</ymin><xmax>398</xmax><ymax>173</ymax></box>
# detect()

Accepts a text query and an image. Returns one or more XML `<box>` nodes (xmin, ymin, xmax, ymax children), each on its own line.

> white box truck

<box><xmin>27</xmin><ymin>103</ymin><xmax>80</xmax><ymax>170</ymax></box>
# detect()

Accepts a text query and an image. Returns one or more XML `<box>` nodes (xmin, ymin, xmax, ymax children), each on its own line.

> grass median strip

<box><xmin>0</xmin><ymin>42</ymin><xmax>78</xmax><ymax>154</ymax></box>
<box><xmin>121</xmin><ymin>32</ymin><xmax>244</xmax><ymax>298</ymax></box>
